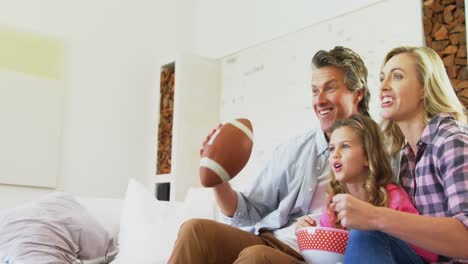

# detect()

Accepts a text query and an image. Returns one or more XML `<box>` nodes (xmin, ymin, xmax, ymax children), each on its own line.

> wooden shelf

<box><xmin>151</xmin><ymin>52</ymin><xmax>221</xmax><ymax>201</ymax></box>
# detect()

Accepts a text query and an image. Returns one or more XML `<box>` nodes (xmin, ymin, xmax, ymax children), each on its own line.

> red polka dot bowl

<box><xmin>296</xmin><ymin>226</ymin><xmax>349</xmax><ymax>264</ymax></box>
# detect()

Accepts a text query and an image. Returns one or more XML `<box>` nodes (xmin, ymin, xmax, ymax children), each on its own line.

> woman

<box><xmin>331</xmin><ymin>46</ymin><xmax>468</xmax><ymax>263</ymax></box>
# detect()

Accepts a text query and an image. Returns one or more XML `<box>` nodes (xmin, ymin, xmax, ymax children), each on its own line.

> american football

<box><xmin>199</xmin><ymin>118</ymin><xmax>253</xmax><ymax>187</ymax></box>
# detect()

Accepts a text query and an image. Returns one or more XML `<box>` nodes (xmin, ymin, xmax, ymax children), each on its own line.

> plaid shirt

<box><xmin>400</xmin><ymin>113</ymin><xmax>468</xmax><ymax>262</ymax></box>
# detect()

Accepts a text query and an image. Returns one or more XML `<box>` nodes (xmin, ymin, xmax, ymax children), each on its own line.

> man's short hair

<box><xmin>312</xmin><ymin>46</ymin><xmax>370</xmax><ymax>116</ymax></box>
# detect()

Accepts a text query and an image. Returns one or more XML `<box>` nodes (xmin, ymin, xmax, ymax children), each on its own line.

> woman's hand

<box><xmin>331</xmin><ymin>193</ymin><xmax>379</xmax><ymax>230</ymax></box>
<box><xmin>295</xmin><ymin>215</ymin><xmax>317</xmax><ymax>230</ymax></box>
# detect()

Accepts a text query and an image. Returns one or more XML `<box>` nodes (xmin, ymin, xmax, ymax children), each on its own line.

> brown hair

<box><xmin>312</xmin><ymin>46</ymin><xmax>370</xmax><ymax>117</ymax></box>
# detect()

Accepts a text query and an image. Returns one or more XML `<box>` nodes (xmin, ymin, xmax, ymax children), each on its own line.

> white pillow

<box><xmin>112</xmin><ymin>179</ymin><xmax>185</xmax><ymax>264</ymax></box>
<box><xmin>75</xmin><ymin>196</ymin><xmax>123</xmax><ymax>239</ymax></box>
<box><xmin>183</xmin><ymin>187</ymin><xmax>218</xmax><ymax>220</ymax></box>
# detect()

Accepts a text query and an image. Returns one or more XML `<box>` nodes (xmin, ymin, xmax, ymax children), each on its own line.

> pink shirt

<box><xmin>320</xmin><ymin>183</ymin><xmax>438</xmax><ymax>263</ymax></box>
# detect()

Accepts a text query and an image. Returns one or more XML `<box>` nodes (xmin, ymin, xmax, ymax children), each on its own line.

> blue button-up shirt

<box><xmin>224</xmin><ymin>128</ymin><xmax>329</xmax><ymax>234</ymax></box>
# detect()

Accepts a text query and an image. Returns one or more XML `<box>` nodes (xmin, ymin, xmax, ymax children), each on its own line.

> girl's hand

<box><xmin>331</xmin><ymin>193</ymin><xmax>379</xmax><ymax>230</ymax></box>
<box><xmin>295</xmin><ymin>215</ymin><xmax>317</xmax><ymax>230</ymax></box>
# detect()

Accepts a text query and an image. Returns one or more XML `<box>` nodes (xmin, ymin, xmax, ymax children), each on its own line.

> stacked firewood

<box><xmin>157</xmin><ymin>67</ymin><xmax>175</xmax><ymax>174</ymax></box>
<box><xmin>423</xmin><ymin>0</ymin><xmax>467</xmax><ymax>107</ymax></box>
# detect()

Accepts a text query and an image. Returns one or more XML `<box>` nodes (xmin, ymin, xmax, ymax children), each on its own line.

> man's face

<box><xmin>311</xmin><ymin>66</ymin><xmax>361</xmax><ymax>137</ymax></box>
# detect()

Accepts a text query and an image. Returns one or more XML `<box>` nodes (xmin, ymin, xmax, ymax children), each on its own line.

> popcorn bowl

<box><xmin>296</xmin><ymin>226</ymin><xmax>349</xmax><ymax>264</ymax></box>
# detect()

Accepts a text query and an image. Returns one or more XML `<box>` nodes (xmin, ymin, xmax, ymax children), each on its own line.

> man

<box><xmin>168</xmin><ymin>46</ymin><xmax>370</xmax><ymax>264</ymax></box>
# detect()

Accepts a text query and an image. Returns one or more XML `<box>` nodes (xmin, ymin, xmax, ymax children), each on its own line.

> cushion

<box><xmin>75</xmin><ymin>196</ymin><xmax>123</xmax><ymax>239</ymax></box>
<box><xmin>112</xmin><ymin>179</ymin><xmax>185</xmax><ymax>264</ymax></box>
<box><xmin>0</xmin><ymin>192</ymin><xmax>118</xmax><ymax>264</ymax></box>
<box><xmin>113</xmin><ymin>179</ymin><xmax>220</xmax><ymax>264</ymax></box>
<box><xmin>183</xmin><ymin>186</ymin><xmax>218</xmax><ymax>221</ymax></box>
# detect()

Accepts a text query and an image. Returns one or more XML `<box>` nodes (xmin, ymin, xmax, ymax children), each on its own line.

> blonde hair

<box><xmin>381</xmin><ymin>46</ymin><xmax>467</xmax><ymax>156</ymax></box>
<box><xmin>327</xmin><ymin>114</ymin><xmax>394</xmax><ymax>228</ymax></box>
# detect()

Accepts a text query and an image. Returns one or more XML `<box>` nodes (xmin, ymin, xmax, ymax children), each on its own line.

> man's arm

<box><xmin>213</xmin><ymin>182</ymin><xmax>238</xmax><ymax>217</ymax></box>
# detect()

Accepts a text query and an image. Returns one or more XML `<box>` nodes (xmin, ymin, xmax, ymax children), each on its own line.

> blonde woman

<box><xmin>331</xmin><ymin>46</ymin><xmax>468</xmax><ymax>263</ymax></box>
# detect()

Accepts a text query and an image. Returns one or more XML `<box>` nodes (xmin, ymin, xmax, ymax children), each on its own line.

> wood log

<box><xmin>456</xmin><ymin>58</ymin><xmax>467</xmax><ymax>65</ymax></box>
<box><xmin>442</xmin><ymin>45</ymin><xmax>458</xmax><ymax>54</ymax></box>
<box><xmin>432</xmin><ymin>40</ymin><xmax>450</xmax><ymax>51</ymax></box>
<box><xmin>448</xmin><ymin>65</ymin><xmax>458</xmax><ymax>78</ymax></box>
<box><xmin>459</xmin><ymin>33</ymin><xmax>467</xmax><ymax>45</ymax></box>
<box><xmin>455</xmin><ymin>80</ymin><xmax>468</xmax><ymax>90</ymax></box>
<box><xmin>458</xmin><ymin>66</ymin><xmax>468</xmax><ymax>80</ymax></box>
<box><xmin>433</xmin><ymin>1</ymin><xmax>444</xmax><ymax>12</ymax></box>
<box><xmin>431</xmin><ymin>22</ymin><xmax>442</xmax><ymax>36</ymax></box>
<box><xmin>454</xmin><ymin>8</ymin><xmax>464</xmax><ymax>18</ymax></box>
<box><xmin>424</xmin><ymin>0</ymin><xmax>434</xmax><ymax>6</ymax></box>
<box><xmin>457</xmin><ymin>87</ymin><xmax>468</xmax><ymax>98</ymax></box>
<box><xmin>424</xmin><ymin>17</ymin><xmax>433</xmax><ymax>35</ymax></box>
<box><xmin>450</xmin><ymin>25</ymin><xmax>465</xmax><ymax>33</ymax></box>
<box><xmin>457</xmin><ymin>45</ymin><xmax>466</xmax><ymax>57</ymax></box>
<box><xmin>425</xmin><ymin>0</ymin><xmax>466</xmax><ymax>107</ymax></box>
<box><xmin>434</xmin><ymin>26</ymin><xmax>449</xmax><ymax>40</ymax></box>
<box><xmin>449</xmin><ymin>33</ymin><xmax>459</xmax><ymax>45</ymax></box>
<box><xmin>426</xmin><ymin>35</ymin><xmax>433</xmax><ymax>46</ymax></box>
<box><xmin>157</xmin><ymin>67</ymin><xmax>175</xmax><ymax>175</ymax></box>
<box><xmin>443</xmin><ymin>5</ymin><xmax>456</xmax><ymax>23</ymax></box>
<box><xmin>443</xmin><ymin>54</ymin><xmax>455</xmax><ymax>65</ymax></box>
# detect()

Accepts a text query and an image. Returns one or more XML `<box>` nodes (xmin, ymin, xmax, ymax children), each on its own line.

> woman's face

<box><xmin>379</xmin><ymin>53</ymin><xmax>425</xmax><ymax>123</ymax></box>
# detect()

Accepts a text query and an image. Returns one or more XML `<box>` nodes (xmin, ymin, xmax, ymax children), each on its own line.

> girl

<box><xmin>296</xmin><ymin>114</ymin><xmax>437</xmax><ymax>263</ymax></box>
<box><xmin>332</xmin><ymin>46</ymin><xmax>468</xmax><ymax>263</ymax></box>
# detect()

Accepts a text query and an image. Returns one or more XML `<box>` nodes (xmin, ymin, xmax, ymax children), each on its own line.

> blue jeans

<box><xmin>344</xmin><ymin>230</ymin><xmax>425</xmax><ymax>264</ymax></box>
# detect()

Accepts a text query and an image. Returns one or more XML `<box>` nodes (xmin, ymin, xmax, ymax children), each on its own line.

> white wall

<box><xmin>192</xmin><ymin>0</ymin><xmax>384</xmax><ymax>58</ymax></box>
<box><xmin>219</xmin><ymin>0</ymin><xmax>424</xmax><ymax>190</ymax></box>
<box><xmin>0</xmin><ymin>0</ymin><xmax>426</xmax><ymax>208</ymax></box>
<box><xmin>0</xmin><ymin>0</ymin><xmax>195</xmax><ymax>208</ymax></box>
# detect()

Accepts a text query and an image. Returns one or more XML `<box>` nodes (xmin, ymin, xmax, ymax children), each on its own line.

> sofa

<box><xmin>0</xmin><ymin>179</ymin><xmax>220</xmax><ymax>264</ymax></box>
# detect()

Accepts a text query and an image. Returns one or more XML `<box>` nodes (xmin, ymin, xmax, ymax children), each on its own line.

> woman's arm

<box><xmin>376</xmin><ymin>206</ymin><xmax>468</xmax><ymax>259</ymax></box>
<box><xmin>332</xmin><ymin>194</ymin><xmax>468</xmax><ymax>259</ymax></box>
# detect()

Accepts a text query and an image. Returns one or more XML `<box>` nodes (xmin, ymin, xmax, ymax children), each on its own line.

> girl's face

<box><xmin>328</xmin><ymin>126</ymin><xmax>369</xmax><ymax>184</ymax></box>
<box><xmin>379</xmin><ymin>53</ymin><xmax>425</xmax><ymax>122</ymax></box>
